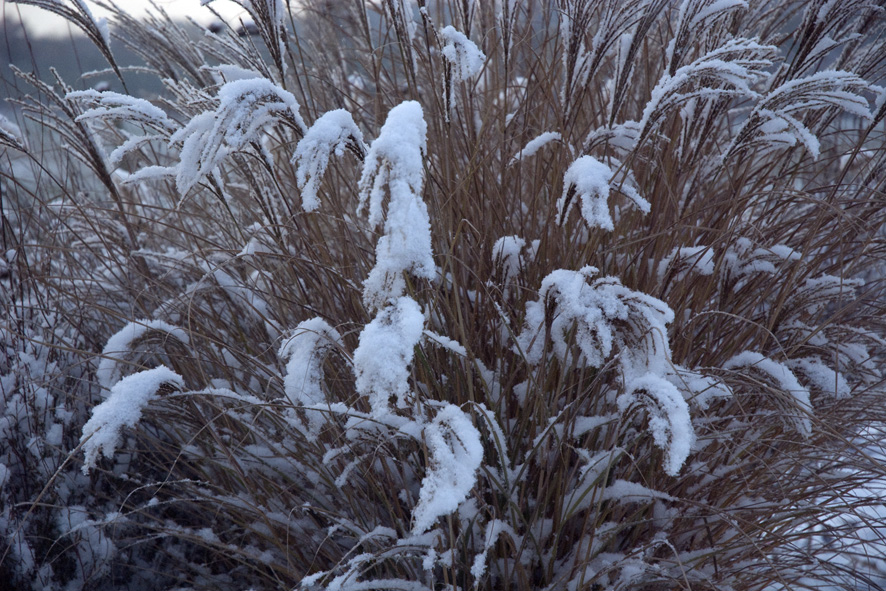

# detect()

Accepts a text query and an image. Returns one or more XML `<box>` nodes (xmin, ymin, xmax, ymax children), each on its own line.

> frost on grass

<box><xmin>96</xmin><ymin>320</ymin><xmax>189</xmax><ymax>392</ymax></box>
<box><xmin>0</xmin><ymin>113</ymin><xmax>25</xmax><ymax>150</ymax></box>
<box><xmin>81</xmin><ymin>366</ymin><xmax>183</xmax><ymax>473</ymax></box>
<box><xmin>142</xmin><ymin>77</ymin><xmax>306</xmax><ymax>196</ymax></box>
<box><xmin>558</xmin><ymin>156</ymin><xmax>649</xmax><ymax>231</ymax></box>
<box><xmin>724</xmin><ymin>351</ymin><xmax>813</xmax><ymax>437</ymax></box>
<box><xmin>639</xmin><ymin>38</ymin><xmax>775</xmax><ymax>143</ymax></box>
<box><xmin>727</xmin><ymin>70</ymin><xmax>874</xmax><ymax>160</ymax></box>
<box><xmin>358</xmin><ymin>101</ymin><xmax>435</xmax><ymax>310</ymax></box>
<box><xmin>412</xmin><ymin>404</ymin><xmax>483</xmax><ymax>535</ymax></box>
<box><xmin>353</xmin><ymin>297</ymin><xmax>425</xmax><ymax>416</ymax></box>
<box><xmin>278</xmin><ymin>318</ymin><xmax>344</xmax><ymax>432</ymax></box>
<box><xmin>292</xmin><ymin>109</ymin><xmax>367</xmax><ymax>212</ymax></box>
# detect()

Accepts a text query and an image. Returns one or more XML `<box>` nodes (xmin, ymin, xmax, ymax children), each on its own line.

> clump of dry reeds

<box><xmin>2</xmin><ymin>0</ymin><xmax>886</xmax><ymax>589</ymax></box>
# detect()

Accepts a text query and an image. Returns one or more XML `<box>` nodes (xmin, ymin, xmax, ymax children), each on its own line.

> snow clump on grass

<box><xmin>440</xmin><ymin>25</ymin><xmax>486</xmax><ymax>82</ymax></box>
<box><xmin>81</xmin><ymin>366</ymin><xmax>183</xmax><ymax>473</ymax></box>
<box><xmin>292</xmin><ymin>109</ymin><xmax>367</xmax><ymax>212</ymax></box>
<box><xmin>358</xmin><ymin>101</ymin><xmax>435</xmax><ymax>310</ymax></box>
<box><xmin>353</xmin><ymin>296</ymin><xmax>426</xmax><ymax>416</ymax></box>
<box><xmin>278</xmin><ymin>318</ymin><xmax>344</xmax><ymax>432</ymax></box>
<box><xmin>412</xmin><ymin>404</ymin><xmax>484</xmax><ymax>535</ymax></box>
<box><xmin>96</xmin><ymin>320</ymin><xmax>189</xmax><ymax>392</ymax></box>
<box><xmin>558</xmin><ymin>155</ymin><xmax>650</xmax><ymax>230</ymax></box>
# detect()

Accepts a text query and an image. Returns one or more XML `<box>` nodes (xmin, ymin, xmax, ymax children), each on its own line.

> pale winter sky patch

<box><xmin>3</xmin><ymin>0</ymin><xmax>249</xmax><ymax>38</ymax></box>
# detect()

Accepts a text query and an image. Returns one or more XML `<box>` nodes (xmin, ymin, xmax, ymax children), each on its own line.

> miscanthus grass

<box><xmin>2</xmin><ymin>0</ymin><xmax>886</xmax><ymax>589</ymax></box>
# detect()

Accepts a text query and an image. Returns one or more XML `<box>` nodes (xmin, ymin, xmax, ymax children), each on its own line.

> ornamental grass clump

<box><xmin>2</xmin><ymin>0</ymin><xmax>886</xmax><ymax>589</ymax></box>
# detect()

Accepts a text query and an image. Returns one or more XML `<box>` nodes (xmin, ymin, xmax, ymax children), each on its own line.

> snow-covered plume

<box><xmin>726</xmin><ymin>70</ymin><xmax>875</xmax><ymax>160</ymax></box>
<box><xmin>787</xmin><ymin>357</ymin><xmax>852</xmax><ymax>399</ymax></box>
<box><xmin>13</xmin><ymin>1</ymin><xmax>115</xmax><ymax>73</ymax></box>
<box><xmin>358</xmin><ymin>101</ymin><xmax>435</xmax><ymax>310</ymax></box>
<box><xmin>96</xmin><ymin>320</ymin><xmax>189</xmax><ymax>392</ymax></box>
<box><xmin>67</xmin><ymin>89</ymin><xmax>173</xmax><ymax>131</ymax></box>
<box><xmin>440</xmin><ymin>26</ymin><xmax>486</xmax><ymax>82</ymax></box>
<box><xmin>724</xmin><ymin>351</ymin><xmax>813</xmax><ymax>438</ymax></box>
<box><xmin>494</xmin><ymin>0</ymin><xmax>518</xmax><ymax>58</ymax></box>
<box><xmin>561</xmin><ymin>0</ymin><xmax>655</xmax><ymax>118</ymax></box>
<box><xmin>353</xmin><ymin>296</ymin><xmax>425</xmax><ymax>416</ymax></box>
<box><xmin>657</xmin><ymin>246</ymin><xmax>716</xmax><ymax>282</ymax></box>
<box><xmin>509</xmin><ymin>131</ymin><xmax>562</xmax><ymax>166</ymax></box>
<box><xmin>383</xmin><ymin>0</ymin><xmax>419</xmax><ymax>73</ymax></box>
<box><xmin>439</xmin><ymin>25</ymin><xmax>486</xmax><ymax>120</ymax></box>
<box><xmin>518</xmin><ymin>267</ymin><xmax>691</xmax><ymax>474</ymax></box>
<box><xmin>291</xmin><ymin>109</ymin><xmax>367</xmax><ymax>211</ymax></box>
<box><xmin>666</xmin><ymin>0</ymin><xmax>750</xmax><ymax>74</ymax></box>
<box><xmin>668</xmin><ymin>366</ymin><xmax>734</xmax><ymax>410</ymax></box>
<box><xmin>558</xmin><ymin>155</ymin><xmax>650</xmax><ymax>230</ymax></box>
<box><xmin>517</xmin><ymin>266</ymin><xmax>675</xmax><ymax>377</ymax></box>
<box><xmin>217</xmin><ymin>0</ymin><xmax>289</xmax><ymax>74</ymax></box>
<box><xmin>67</xmin><ymin>89</ymin><xmax>175</xmax><ymax>165</ymax></box>
<box><xmin>225</xmin><ymin>0</ymin><xmax>286</xmax><ymax>27</ymax></box>
<box><xmin>412</xmin><ymin>404</ymin><xmax>484</xmax><ymax>534</ymax></box>
<box><xmin>0</xmin><ymin>113</ymin><xmax>25</xmax><ymax>151</ymax></box>
<box><xmin>161</xmin><ymin>77</ymin><xmax>306</xmax><ymax>196</ymax></box>
<box><xmin>81</xmin><ymin>366</ymin><xmax>184</xmax><ymax>473</ymax></box>
<box><xmin>583</xmin><ymin>120</ymin><xmax>641</xmax><ymax>156</ymax></box>
<box><xmin>492</xmin><ymin>235</ymin><xmax>526</xmax><ymax>284</ymax></box>
<box><xmin>787</xmin><ymin>0</ymin><xmax>874</xmax><ymax>78</ymax></box>
<box><xmin>278</xmin><ymin>318</ymin><xmax>344</xmax><ymax>432</ymax></box>
<box><xmin>638</xmin><ymin>38</ymin><xmax>775</xmax><ymax>145</ymax></box>
<box><xmin>723</xmin><ymin>238</ymin><xmax>799</xmax><ymax>274</ymax></box>
<box><xmin>619</xmin><ymin>372</ymin><xmax>694</xmax><ymax>476</ymax></box>
<box><xmin>557</xmin><ymin>0</ymin><xmax>594</xmax><ymax>115</ymax></box>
